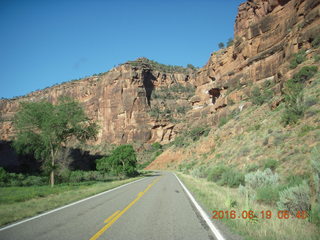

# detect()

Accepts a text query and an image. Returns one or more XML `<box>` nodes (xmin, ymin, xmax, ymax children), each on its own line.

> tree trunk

<box><xmin>50</xmin><ymin>147</ymin><xmax>55</xmax><ymax>187</ymax></box>
<box><xmin>50</xmin><ymin>169</ymin><xmax>54</xmax><ymax>187</ymax></box>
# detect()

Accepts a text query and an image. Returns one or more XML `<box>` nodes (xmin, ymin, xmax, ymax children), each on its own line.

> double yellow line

<box><xmin>89</xmin><ymin>177</ymin><xmax>161</xmax><ymax>240</ymax></box>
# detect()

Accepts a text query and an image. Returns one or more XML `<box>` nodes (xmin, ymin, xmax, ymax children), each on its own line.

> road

<box><xmin>0</xmin><ymin>172</ymin><xmax>222</xmax><ymax>240</ymax></box>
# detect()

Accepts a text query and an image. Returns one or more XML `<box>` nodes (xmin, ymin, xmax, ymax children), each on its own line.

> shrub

<box><xmin>219</xmin><ymin>168</ymin><xmax>244</xmax><ymax>188</ymax></box>
<box><xmin>21</xmin><ymin>176</ymin><xmax>46</xmax><ymax>186</ymax></box>
<box><xmin>178</xmin><ymin>161</ymin><xmax>196</xmax><ymax>174</ymax></box>
<box><xmin>263</xmin><ymin>158</ymin><xmax>278</xmax><ymax>171</ymax></box>
<box><xmin>172</xmin><ymin>135</ymin><xmax>188</xmax><ymax>148</ymax></box>
<box><xmin>69</xmin><ymin>171</ymin><xmax>85</xmax><ymax>183</ymax></box>
<box><xmin>218</xmin><ymin>116</ymin><xmax>229</xmax><ymax>127</ymax></box>
<box><xmin>314</xmin><ymin>54</ymin><xmax>320</xmax><ymax>62</ymax></box>
<box><xmin>245</xmin><ymin>168</ymin><xmax>279</xmax><ymax>190</ymax></box>
<box><xmin>218</xmin><ymin>42</ymin><xmax>225</xmax><ymax>49</ymax></box>
<box><xmin>251</xmin><ymin>86</ymin><xmax>273</xmax><ymax>105</ymax></box>
<box><xmin>289</xmin><ymin>50</ymin><xmax>306</xmax><ymax>69</ymax></box>
<box><xmin>292</xmin><ymin>66</ymin><xmax>318</xmax><ymax>83</ymax></box>
<box><xmin>151</xmin><ymin>142</ymin><xmax>162</xmax><ymax>151</ymax></box>
<box><xmin>190</xmin><ymin>165</ymin><xmax>208</xmax><ymax>179</ymax></box>
<box><xmin>188</xmin><ymin>126</ymin><xmax>210</xmax><ymax>142</ymax></box>
<box><xmin>311</xmin><ymin>146</ymin><xmax>320</xmax><ymax>225</ymax></box>
<box><xmin>245</xmin><ymin>164</ymin><xmax>259</xmax><ymax>173</ymax></box>
<box><xmin>277</xmin><ymin>183</ymin><xmax>310</xmax><ymax>215</ymax></box>
<box><xmin>286</xmin><ymin>174</ymin><xmax>305</xmax><ymax>188</ymax></box>
<box><xmin>311</xmin><ymin>36</ymin><xmax>320</xmax><ymax>48</ymax></box>
<box><xmin>96</xmin><ymin>145</ymin><xmax>138</xmax><ymax>177</ymax></box>
<box><xmin>256</xmin><ymin>186</ymin><xmax>280</xmax><ymax>205</ymax></box>
<box><xmin>310</xmin><ymin>203</ymin><xmax>320</xmax><ymax>226</ymax></box>
<box><xmin>0</xmin><ymin>167</ymin><xmax>7</xmax><ymax>184</ymax></box>
<box><xmin>207</xmin><ymin>165</ymin><xmax>228</xmax><ymax>182</ymax></box>
<box><xmin>281</xmin><ymin>78</ymin><xmax>304</xmax><ymax>125</ymax></box>
<box><xmin>227</xmin><ymin>38</ymin><xmax>234</xmax><ymax>47</ymax></box>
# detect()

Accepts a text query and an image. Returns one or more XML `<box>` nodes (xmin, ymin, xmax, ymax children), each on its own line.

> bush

<box><xmin>227</xmin><ymin>38</ymin><xmax>234</xmax><ymax>47</ymax></box>
<box><xmin>310</xmin><ymin>203</ymin><xmax>320</xmax><ymax>226</ymax></box>
<box><xmin>219</xmin><ymin>168</ymin><xmax>244</xmax><ymax>187</ymax></box>
<box><xmin>68</xmin><ymin>170</ymin><xmax>106</xmax><ymax>183</ymax></box>
<box><xmin>311</xmin><ymin>146</ymin><xmax>320</xmax><ymax>225</ymax></box>
<box><xmin>218</xmin><ymin>42</ymin><xmax>225</xmax><ymax>49</ymax></box>
<box><xmin>281</xmin><ymin>78</ymin><xmax>304</xmax><ymax>125</ymax></box>
<box><xmin>286</xmin><ymin>174</ymin><xmax>305</xmax><ymax>188</ymax></box>
<box><xmin>245</xmin><ymin>164</ymin><xmax>259</xmax><ymax>173</ymax></box>
<box><xmin>96</xmin><ymin>145</ymin><xmax>138</xmax><ymax>177</ymax></box>
<box><xmin>188</xmin><ymin>126</ymin><xmax>210</xmax><ymax>142</ymax></box>
<box><xmin>256</xmin><ymin>186</ymin><xmax>280</xmax><ymax>205</ymax></box>
<box><xmin>178</xmin><ymin>161</ymin><xmax>196</xmax><ymax>174</ymax></box>
<box><xmin>314</xmin><ymin>54</ymin><xmax>320</xmax><ymax>62</ymax></box>
<box><xmin>245</xmin><ymin>168</ymin><xmax>279</xmax><ymax>190</ymax></box>
<box><xmin>207</xmin><ymin>165</ymin><xmax>228</xmax><ymax>182</ymax></box>
<box><xmin>21</xmin><ymin>176</ymin><xmax>46</xmax><ymax>186</ymax></box>
<box><xmin>69</xmin><ymin>171</ymin><xmax>85</xmax><ymax>183</ymax></box>
<box><xmin>289</xmin><ymin>51</ymin><xmax>306</xmax><ymax>69</ymax></box>
<box><xmin>251</xmin><ymin>86</ymin><xmax>273</xmax><ymax>105</ymax></box>
<box><xmin>277</xmin><ymin>183</ymin><xmax>310</xmax><ymax>215</ymax></box>
<box><xmin>190</xmin><ymin>165</ymin><xmax>208</xmax><ymax>179</ymax></box>
<box><xmin>263</xmin><ymin>158</ymin><xmax>278</xmax><ymax>171</ymax></box>
<box><xmin>0</xmin><ymin>167</ymin><xmax>7</xmax><ymax>184</ymax></box>
<box><xmin>218</xmin><ymin>116</ymin><xmax>229</xmax><ymax>127</ymax></box>
<box><xmin>292</xmin><ymin>66</ymin><xmax>318</xmax><ymax>83</ymax></box>
<box><xmin>311</xmin><ymin>36</ymin><xmax>320</xmax><ymax>48</ymax></box>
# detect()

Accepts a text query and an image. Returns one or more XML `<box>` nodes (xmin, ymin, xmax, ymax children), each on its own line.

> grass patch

<box><xmin>177</xmin><ymin>173</ymin><xmax>319</xmax><ymax>240</ymax></box>
<box><xmin>0</xmin><ymin>177</ymin><xmax>142</xmax><ymax>226</ymax></box>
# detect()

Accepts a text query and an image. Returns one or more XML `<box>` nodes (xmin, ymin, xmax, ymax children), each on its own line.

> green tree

<box><xmin>187</xmin><ymin>64</ymin><xmax>197</xmax><ymax>70</ymax></box>
<box><xmin>13</xmin><ymin>98</ymin><xmax>98</xmax><ymax>187</ymax></box>
<box><xmin>227</xmin><ymin>38</ymin><xmax>234</xmax><ymax>47</ymax></box>
<box><xmin>218</xmin><ymin>42</ymin><xmax>225</xmax><ymax>49</ymax></box>
<box><xmin>281</xmin><ymin>79</ymin><xmax>304</xmax><ymax>125</ymax></box>
<box><xmin>96</xmin><ymin>145</ymin><xmax>137</xmax><ymax>177</ymax></box>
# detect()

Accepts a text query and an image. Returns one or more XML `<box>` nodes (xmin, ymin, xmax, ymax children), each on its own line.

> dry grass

<box><xmin>0</xmin><ymin>177</ymin><xmax>141</xmax><ymax>226</ymax></box>
<box><xmin>178</xmin><ymin>173</ymin><xmax>319</xmax><ymax>240</ymax></box>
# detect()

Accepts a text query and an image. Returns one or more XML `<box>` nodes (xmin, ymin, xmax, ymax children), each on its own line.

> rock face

<box><xmin>0</xmin><ymin>60</ymin><xmax>196</xmax><ymax>145</ymax></box>
<box><xmin>191</xmin><ymin>0</ymin><xmax>320</xmax><ymax>125</ymax></box>
<box><xmin>1</xmin><ymin>0</ymin><xmax>319</xmax><ymax>147</ymax></box>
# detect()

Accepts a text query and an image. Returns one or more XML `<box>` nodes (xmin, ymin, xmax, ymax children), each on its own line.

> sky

<box><xmin>0</xmin><ymin>0</ymin><xmax>244</xmax><ymax>99</ymax></box>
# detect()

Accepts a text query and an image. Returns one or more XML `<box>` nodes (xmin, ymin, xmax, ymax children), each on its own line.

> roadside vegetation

<box><xmin>0</xmin><ymin>177</ymin><xmax>141</xmax><ymax>226</ymax></box>
<box><xmin>155</xmin><ymin>63</ymin><xmax>320</xmax><ymax>239</ymax></box>
<box><xmin>0</xmin><ymin>98</ymin><xmax>144</xmax><ymax>226</ymax></box>
<box><xmin>178</xmin><ymin>173</ymin><xmax>319</xmax><ymax>240</ymax></box>
<box><xmin>13</xmin><ymin>97</ymin><xmax>98</xmax><ymax>186</ymax></box>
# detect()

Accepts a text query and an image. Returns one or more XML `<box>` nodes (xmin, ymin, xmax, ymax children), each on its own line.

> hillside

<box><xmin>0</xmin><ymin>58</ymin><xmax>197</xmax><ymax>145</ymax></box>
<box><xmin>148</xmin><ymin>0</ymin><xmax>320</xmax><ymax>174</ymax></box>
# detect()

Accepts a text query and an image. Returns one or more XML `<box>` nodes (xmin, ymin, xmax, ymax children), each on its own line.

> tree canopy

<box><xmin>96</xmin><ymin>145</ymin><xmax>137</xmax><ymax>177</ymax></box>
<box><xmin>13</xmin><ymin>98</ymin><xmax>98</xmax><ymax>186</ymax></box>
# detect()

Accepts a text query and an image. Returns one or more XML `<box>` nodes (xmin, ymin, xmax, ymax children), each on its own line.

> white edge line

<box><xmin>0</xmin><ymin>177</ymin><xmax>146</xmax><ymax>231</ymax></box>
<box><xmin>174</xmin><ymin>173</ymin><xmax>226</xmax><ymax>240</ymax></box>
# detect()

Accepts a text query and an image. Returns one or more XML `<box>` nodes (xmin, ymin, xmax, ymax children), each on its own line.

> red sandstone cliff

<box><xmin>1</xmin><ymin>0</ymin><xmax>320</xmax><ymax>147</ymax></box>
<box><xmin>0</xmin><ymin>60</ymin><xmax>196</xmax><ymax>145</ymax></box>
<box><xmin>188</xmin><ymin>0</ymin><xmax>320</xmax><ymax>126</ymax></box>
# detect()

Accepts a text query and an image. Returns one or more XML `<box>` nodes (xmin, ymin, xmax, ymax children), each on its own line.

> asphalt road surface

<box><xmin>0</xmin><ymin>172</ymin><xmax>221</xmax><ymax>240</ymax></box>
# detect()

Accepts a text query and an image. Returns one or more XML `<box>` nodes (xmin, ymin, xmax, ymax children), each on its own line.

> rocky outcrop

<box><xmin>0</xmin><ymin>60</ymin><xmax>196</xmax><ymax>145</ymax></box>
<box><xmin>1</xmin><ymin>0</ymin><xmax>319</xmax><ymax>148</ymax></box>
<box><xmin>190</xmin><ymin>0</ymin><xmax>320</xmax><ymax>125</ymax></box>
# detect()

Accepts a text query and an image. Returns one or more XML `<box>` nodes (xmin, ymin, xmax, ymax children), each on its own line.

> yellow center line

<box><xmin>104</xmin><ymin>210</ymin><xmax>120</xmax><ymax>224</ymax></box>
<box><xmin>89</xmin><ymin>176</ymin><xmax>161</xmax><ymax>240</ymax></box>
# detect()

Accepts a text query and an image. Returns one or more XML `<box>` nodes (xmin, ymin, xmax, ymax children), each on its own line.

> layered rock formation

<box><xmin>1</xmin><ymin>0</ymin><xmax>319</xmax><ymax>148</ymax></box>
<box><xmin>0</xmin><ymin>59</ymin><xmax>196</xmax><ymax>145</ymax></box>
<box><xmin>190</xmin><ymin>0</ymin><xmax>320</xmax><ymax>125</ymax></box>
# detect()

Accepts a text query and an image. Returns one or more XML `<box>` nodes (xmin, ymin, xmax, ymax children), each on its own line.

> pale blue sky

<box><xmin>0</xmin><ymin>0</ymin><xmax>244</xmax><ymax>98</ymax></box>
